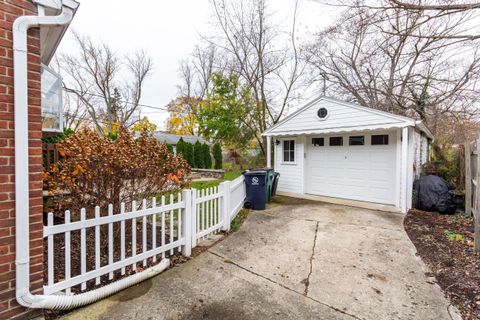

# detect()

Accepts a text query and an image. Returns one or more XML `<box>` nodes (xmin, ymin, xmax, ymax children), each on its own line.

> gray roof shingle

<box><xmin>153</xmin><ymin>132</ymin><xmax>211</xmax><ymax>145</ymax></box>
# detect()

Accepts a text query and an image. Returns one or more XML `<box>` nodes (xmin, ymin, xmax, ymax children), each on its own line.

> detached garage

<box><xmin>263</xmin><ymin>96</ymin><xmax>433</xmax><ymax>213</ymax></box>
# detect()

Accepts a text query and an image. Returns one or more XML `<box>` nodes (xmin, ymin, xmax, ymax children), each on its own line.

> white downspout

<box><xmin>14</xmin><ymin>4</ymin><xmax>75</xmax><ymax>308</ymax></box>
<box><xmin>13</xmin><ymin>3</ymin><xmax>172</xmax><ymax>310</ymax></box>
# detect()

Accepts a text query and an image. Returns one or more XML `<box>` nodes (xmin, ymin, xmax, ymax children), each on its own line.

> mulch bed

<box><xmin>404</xmin><ymin>209</ymin><xmax>480</xmax><ymax>320</ymax></box>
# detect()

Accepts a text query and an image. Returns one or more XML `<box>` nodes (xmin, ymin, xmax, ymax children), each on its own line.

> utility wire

<box><xmin>63</xmin><ymin>88</ymin><xmax>170</xmax><ymax>112</ymax></box>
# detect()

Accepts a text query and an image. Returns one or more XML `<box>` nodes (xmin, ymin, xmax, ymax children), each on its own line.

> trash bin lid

<box><xmin>243</xmin><ymin>170</ymin><xmax>267</xmax><ymax>176</ymax></box>
<box><xmin>250</xmin><ymin>167</ymin><xmax>274</xmax><ymax>172</ymax></box>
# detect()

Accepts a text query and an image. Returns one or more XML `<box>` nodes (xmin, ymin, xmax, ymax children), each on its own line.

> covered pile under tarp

<box><xmin>413</xmin><ymin>175</ymin><xmax>457</xmax><ymax>214</ymax></box>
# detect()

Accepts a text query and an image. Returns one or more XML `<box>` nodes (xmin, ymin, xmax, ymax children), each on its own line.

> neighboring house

<box><xmin>263</xmin><ymin>96</ymin><xmax>433</xmax><ymax>214</ymax></box>
<box><xmin>153</xmin><ymin>132</ymin><xmax>210</xmax><ymax>153</ymax></box>
<box><xmin>0</xmin><ymin>0</ymin><xmax>78</xmax><ymax>318</ymax></box>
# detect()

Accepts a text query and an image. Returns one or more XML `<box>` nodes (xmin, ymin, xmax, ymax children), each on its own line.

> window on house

<box><xmin>312</xmin><ymin>137</ymin><xmax>324</xmax><ymax>146</ymax></box>
<box><xmin>371</xmin><ymin>134</ymin><xmax>389</xmax><ymax>145</ymax></box>
<box><xmin>329</xmin><ymin>136</ymin><xmax>343</xmax><ymax>146</ymax></box>
<box><xmin>41</xmin><ymin>65</ymin><xmax>63</xmax><ymax>132</ymax></box>
<box><xmin>349</xmin><ymin>136</ymin><xmax>364</xmax><ymax>146</ymax></box>
<box><xmin>283</xmin><ymin>140</ymin><xmax>295</xmax><ymax>162</ymax></box>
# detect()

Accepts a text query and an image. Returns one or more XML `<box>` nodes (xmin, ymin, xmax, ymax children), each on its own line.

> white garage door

<box><xmin>306</xmin><ymin>132</ymin><xmax>397</xmax><ymax>205</ymax></box>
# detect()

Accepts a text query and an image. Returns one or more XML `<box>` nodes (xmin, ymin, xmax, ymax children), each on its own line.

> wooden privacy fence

<box><xmin>43</xmin><ymin>176</ymin><xmax>246</xmax><ymax>296</ymax></box>
<box><xmin>465</xmin><ymin>138</ymin><xmax>479</xmax><ymax>251</ymax></box>
<box><xmin>43</xmin><ymin>143</ymin><xmax>59</xmax><ymax>169</ymax></box>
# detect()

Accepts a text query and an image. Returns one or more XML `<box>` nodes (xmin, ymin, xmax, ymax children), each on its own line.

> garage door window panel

<box><xmin>371</xmin><ymin>134</ymin><xmax>389</xmax><ymax>145</ymax></box>
<box><xmin>312</xmin><ymin>137</ymin><xmax>324</xmax><ymax>146</ymax></box>
<box><xmin>349</xmin><ymin>136</ymin><xmax>364</xmax><ymax>146</ymax></box>
<box><xmin>329</xmin><ymin>137</ymin><xmax>343</xmax><ymax>146</ymax></box>
<box><xmin>283</xmin><ymin>140</ymin><xmax>295</xmax><ymax>163</ymax></box>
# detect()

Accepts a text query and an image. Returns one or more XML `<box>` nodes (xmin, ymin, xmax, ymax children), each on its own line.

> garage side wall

<box><xmin>412</xmin><ymin>130</ymin><xmax>430</xmax><ymax>179</ymax></box>
<box><xmin>274</xmin><ymin>137</ymin><xmax>304</xmax><ymax>194</ymax></box>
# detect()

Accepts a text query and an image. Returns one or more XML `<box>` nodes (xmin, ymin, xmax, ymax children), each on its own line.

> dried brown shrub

<box><xmin>44</xmin><ymin>128</ymin><xmax>190</xmax><ymax>217</ymax></box>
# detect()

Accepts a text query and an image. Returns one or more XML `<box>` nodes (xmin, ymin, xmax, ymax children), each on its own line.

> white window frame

<box><xmin>41</xmin><ymin>64</ymin><xmax>63</xmax><ymax>133</ymax></box>
<box><xmin>282</xmin><ymin>139</ymin><xmax>296</xmax><ymax>164</ymax></box>
<box><xmin>316</xmin><ymin>107</ymin><xmax>330</xmax><ymax>121</ymax></box>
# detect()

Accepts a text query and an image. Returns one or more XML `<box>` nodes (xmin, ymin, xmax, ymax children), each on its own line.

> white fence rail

<box><xmin>43</xmin><ymin>176</ymin><xmax>246</xmax><ymax>296</ymax></box>
<box><xmin>192</xmin><ymin>186</ymin><xmax>223</xmax><ymax>246</ymax></box>
<box><xmin>229</xmin><ymin>175</ymin><xmax>246</xmax><ymax>221</ymax></box>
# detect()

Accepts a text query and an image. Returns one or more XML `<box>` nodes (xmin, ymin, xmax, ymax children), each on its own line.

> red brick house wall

<box><xmin>0</xmin><ymin>1</ymin><xmax>44</xmax><ymax>319</ymax></box>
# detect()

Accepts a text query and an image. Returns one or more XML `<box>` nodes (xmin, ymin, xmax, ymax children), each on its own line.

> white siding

<box><xmin>274</xmin><ymin>137</ymin><xmax>304</xmax><ymax>194</ymax></box>
<box><xmin>269</xmin><ymin>99</ymin><xmax>406</xmax><ymax>135</ymax></box>
<box><xmin>412</xmin><ymin>130</ymin><xmax>430</xmax><ymax>179</ymax></box>
<box><xmin>412</xmin><ymin>130</ymin><xmax>421</xmax><ymax>179</ymax></box>
<box><xmin>420</xmin><ymin>134</ymin><xmax>429</xmax><ymax>164</ymax></box>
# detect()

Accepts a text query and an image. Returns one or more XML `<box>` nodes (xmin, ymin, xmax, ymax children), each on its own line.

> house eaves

<box><xmin>35</xmin><ymin>0</ymin><xmax>80</xmax><ymax>65</ymax></box>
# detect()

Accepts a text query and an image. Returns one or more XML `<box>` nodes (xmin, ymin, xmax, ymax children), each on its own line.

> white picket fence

<box><xmin>43</xmin><ymin>176</ymin><xmax>245</xmax><ymax>296</ymax></box>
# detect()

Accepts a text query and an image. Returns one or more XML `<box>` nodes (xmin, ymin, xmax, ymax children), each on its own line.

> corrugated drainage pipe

<box><xmin>13</xmin><ymin>3</ymin><xmax>171</xmax><ymax>310</ymax></box>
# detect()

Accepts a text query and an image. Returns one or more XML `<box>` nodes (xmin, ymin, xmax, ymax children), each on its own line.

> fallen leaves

<box><xmin>405</xmin><ymin>210</ymin><xmax>480</xmax><ymax>320</ymax></box>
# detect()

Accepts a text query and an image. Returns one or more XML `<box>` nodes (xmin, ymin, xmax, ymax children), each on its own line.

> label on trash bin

<box><xmin>252</xmin><ymin>177</ymin><xmax>259</xmax><ymax>185</ymax></box>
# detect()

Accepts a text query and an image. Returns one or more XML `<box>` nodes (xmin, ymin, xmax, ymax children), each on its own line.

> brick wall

<box><xmin>0</xmin><ymin>1</ymin><xmax>44</xmax><ymax>319</ymax></box>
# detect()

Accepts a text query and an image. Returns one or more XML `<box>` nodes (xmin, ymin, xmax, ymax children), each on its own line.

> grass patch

<box><xmin>230</xmin><ymin>209</ymin><xmax>250</xmax><ymax>232</ymax></box>
<box><xmin>190</xmin><ymin>170</ymin><xmax>242</xmax><ymax>190</ymax></box>
<box><xmin>191</xmin><ymin>180</ymin><xmax>221</xmax><ymax>190</ymax></box>
<box><xmin>224</xmin><ymin>170</ymin><xmax>242</xmax><ymax>180</ymax></box>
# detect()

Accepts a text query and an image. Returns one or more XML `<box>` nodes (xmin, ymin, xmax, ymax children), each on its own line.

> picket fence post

<box><xmin>220</xmin><ymin>180</ymin><xmax>231</xmax><ymax>231</ymax></box>
<box><xmin>181</xmin><ymin>189</ymin><xmax>192</xmax><ymax>257</ymax></box>
<box><xmin>191</xmin><ymin>188</ymin><xmax>197</xmax><ymax>248</ymax></box>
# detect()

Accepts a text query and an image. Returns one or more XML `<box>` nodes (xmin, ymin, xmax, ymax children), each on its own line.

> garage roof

<box><xmin>263</xmin><ymin>96</ymin><xmax>433</xmax><ymax>139</ymax></box>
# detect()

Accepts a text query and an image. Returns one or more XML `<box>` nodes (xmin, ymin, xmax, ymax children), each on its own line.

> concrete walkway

<box><xmin>62</xmin><ymin>197</ymin><xmax>459</xmax><ymax>320</ymax></box>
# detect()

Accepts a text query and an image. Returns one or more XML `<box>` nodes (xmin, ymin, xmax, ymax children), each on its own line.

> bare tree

<box><xmin>172</xmin><ymin>0</ymin><xmax>307</xmax><ymax>154</ymax></box>
<box><xmin>63</xmin><ymin>92</ymin><xmax>88</xmax><ymax>131</ymax></box>
<box><xmin>306</xmin><ymin>3</ymin><xmax>480</xmax><ymax>136</ymax></box>
<box><xmin>178</xmin><ymin>44</ymin><xmax>219</xmax><ymax>100</ymax></box>
<box><xmin>203</xmin><ymin>0</ymin><xmax>307</xmax><ymax>153</ymax></box>
<box><xmin>388</xmin><ymin>0</ymin><xmax>480</xmax><ymax>11</ymax></box>
<box><xmin>387</xmin><ymin>0</ymin><xmax>480</xmax><ymax>40</ymax></box>
<box><xmin>60</xmin><ymin>32</ymin><xmax>153</xmax><ymax>134</ymax></box>
<box><xmin>164</xmin><ymin>45</ymin><xmax>219</xmax><ymax>135</ymax></box>
<box><xmin>314</xmin><ymin>0</ymin><xmax>480</xmax><ymax>40</ymax></box>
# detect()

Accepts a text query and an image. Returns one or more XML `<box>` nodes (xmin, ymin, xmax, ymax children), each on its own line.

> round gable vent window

<box><xmin>317</xmin><ymin>107</ymin><xmax>328</xmax><ymax>119</ymax></box>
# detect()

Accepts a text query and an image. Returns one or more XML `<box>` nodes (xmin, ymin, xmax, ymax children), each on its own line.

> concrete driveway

<box><xmin>63</xmin><ymin>197</ymin><xmax>459</xmax><ymax>320</ymax></box>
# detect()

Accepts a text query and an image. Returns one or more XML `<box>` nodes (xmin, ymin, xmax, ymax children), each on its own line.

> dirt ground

<box><xmin>404</xmin><ymin>209</ymin><xmax>480</xmax><ymax>320</ymax></box>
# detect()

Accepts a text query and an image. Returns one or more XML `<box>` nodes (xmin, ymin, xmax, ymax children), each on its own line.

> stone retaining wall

<box><xmin>189</xmin><ymin>169</ymin><xmax>225</xmax><ymax>180</ymax></box>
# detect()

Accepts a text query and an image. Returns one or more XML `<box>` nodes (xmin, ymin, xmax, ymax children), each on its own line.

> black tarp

<box><xmin>413</xmin><ymin>175</ymin><xmax>457</xmax><ymax>214</ymax></box>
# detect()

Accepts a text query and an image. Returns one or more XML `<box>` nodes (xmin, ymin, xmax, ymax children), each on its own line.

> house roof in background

<box><xmin>153</xmin><ymin>132</ymin><xmax>211</xmax><ymax>145</ymax></box>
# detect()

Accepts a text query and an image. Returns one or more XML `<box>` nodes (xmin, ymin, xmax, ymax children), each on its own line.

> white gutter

<box><xmin>415</xmin><ymin>120</ymin><xmax>435</xmax><ymax>141</ymax></box>
<box><xmin>13</xmin><ymin>2</ymin><xmax>171</xmax><ymax>310</ymax></box>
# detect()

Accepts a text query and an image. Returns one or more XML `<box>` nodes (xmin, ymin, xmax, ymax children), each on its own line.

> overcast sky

<box><xmin>56</xmin><ymin>0</ymin><xmax>336</xmax><ymax>130</ymax></box>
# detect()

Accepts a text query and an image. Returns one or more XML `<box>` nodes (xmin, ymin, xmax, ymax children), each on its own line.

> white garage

<box><xmin>262</xmin><ymin>96</ymin><xmax>433</xmax><ymax>213</ymax></box>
